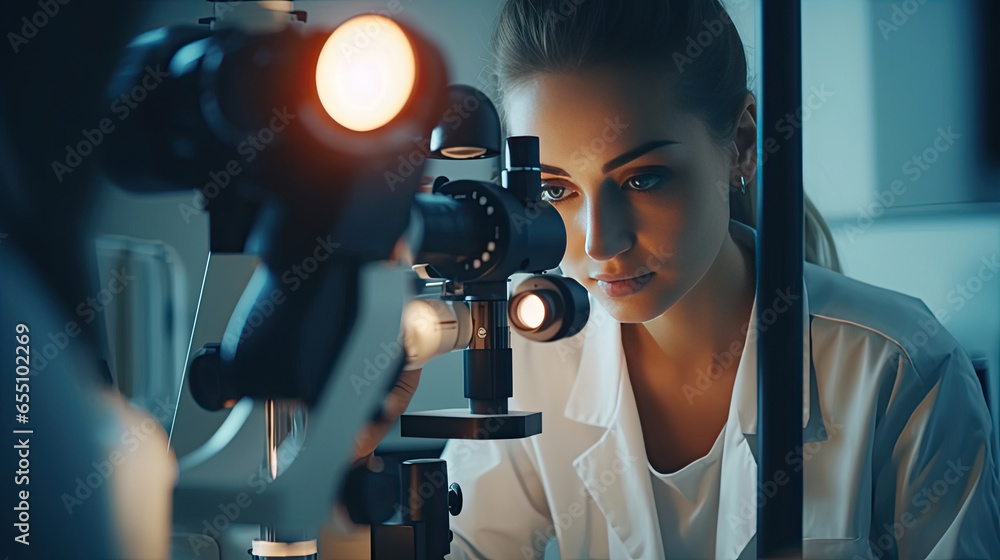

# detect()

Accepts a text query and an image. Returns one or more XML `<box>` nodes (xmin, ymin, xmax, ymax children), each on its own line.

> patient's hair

<box><xmin>491</xmin><ymin>0</ymin><xmax>841</xmax><ymax>272</ymax></box>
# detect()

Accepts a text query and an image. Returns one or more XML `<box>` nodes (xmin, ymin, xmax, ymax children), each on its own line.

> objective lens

<box><xmin>315</xmin><ymin>14</ymin><xmax>416</xmax><ymax>132</ymax></box>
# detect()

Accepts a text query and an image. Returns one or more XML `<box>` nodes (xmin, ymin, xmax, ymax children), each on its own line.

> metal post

<box><xmin>756</xmin><ymin>0</ymin><xmax>804</xmax><ymax>557</ymax></box>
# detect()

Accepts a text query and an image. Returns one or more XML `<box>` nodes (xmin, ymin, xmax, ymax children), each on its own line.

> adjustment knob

<box><xmin>448</xmin><ymin>482</ymin><xmax>463</xmax><ymax>515</ymax></box>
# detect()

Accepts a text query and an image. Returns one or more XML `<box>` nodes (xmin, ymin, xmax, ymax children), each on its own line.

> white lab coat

<box><xmin>441</xmin><ymin>222</ymin><xmax>1000</xmax><ymax>560</ymax></box>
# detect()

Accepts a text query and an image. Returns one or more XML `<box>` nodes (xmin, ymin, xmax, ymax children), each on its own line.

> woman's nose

<box><xmin>581</xmin><ymin>193</ymin><xmax>633</xmax><ymax>262</ymax></box>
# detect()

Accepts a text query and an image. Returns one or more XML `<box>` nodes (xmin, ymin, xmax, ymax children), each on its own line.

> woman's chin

<box><xmin>593</xmin><ymin>291</ymin><xmax>666</xmax><ymax>324</ymax></box>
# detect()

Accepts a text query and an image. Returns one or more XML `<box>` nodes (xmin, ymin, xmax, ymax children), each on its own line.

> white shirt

<box><xmin>443</xmin><ymin>220</ymin><xmax>1000</xmax><ymax>560</ymax></box>
<box><xmin>649</xmin><ymin>426</ymin><xmax>725</xmax><ymax>559</ymax></box>
<box><xmin>644</xmin><ymin>221</ymin><xmax>748</xmax><ymax>560</ymax></box>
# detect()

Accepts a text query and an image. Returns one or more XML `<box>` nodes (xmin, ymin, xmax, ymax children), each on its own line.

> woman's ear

<box><xmin>731</xmin><ymin>92</ymin><xmax>757</xmax><ymax>185</ymax></box>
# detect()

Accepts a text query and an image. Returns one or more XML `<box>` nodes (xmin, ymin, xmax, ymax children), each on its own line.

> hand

<box><xmin>352</xmin><ymin>367</ymin><xmax>422</xmax><ymax>461</ymax></box>
<box><xmin>102</xmin><ymin>390</ymin><xmax>177</xmax><ymax>559</ymax></box>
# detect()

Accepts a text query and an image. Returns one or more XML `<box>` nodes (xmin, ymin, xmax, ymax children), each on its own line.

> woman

<box><xmin>358</xmin><ymin>0</ymin><xmax>1000</xmax><ymax>557</ymax></box>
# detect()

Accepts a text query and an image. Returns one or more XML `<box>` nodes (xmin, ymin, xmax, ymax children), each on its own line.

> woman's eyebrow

<box><xmin>540</xmin><ymin>164</ymin><xmax>571</xmax><ymax>177</ymax></box>
<box><xmin>539</xmin><ymin>139</ymin><xmax>679</xmax><ymax>177</ymax></box>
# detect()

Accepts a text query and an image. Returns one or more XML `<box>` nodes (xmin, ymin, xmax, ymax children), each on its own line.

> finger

<box><xmin>354</xmin><ymin>420</ymin><xmax>390</xmax><ymax>460</ymax></box>
<box><xmin>354</xmin><ymin>368</ymin><xmax>423</xmax><ymax>458</ymax></box>
<box><xmin>419</xmin><ymin>176</ymin><xmax>435</xmax><ymax>193</ymax></box>
<box><xmin>393</xmin><ymin>367</ymin><xmax>421</xmax><ymax>401</ymax></box>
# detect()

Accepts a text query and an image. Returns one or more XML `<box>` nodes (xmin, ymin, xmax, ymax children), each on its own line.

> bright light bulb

<box><xmin>517</xmin><ymin>294</ymin><xmax>547</xmax><ymax>330</ymax></box>
<box><xmin>315</xmin><ymin>15</ymin><xmax>416</xmax><ymax>132</ymax></box>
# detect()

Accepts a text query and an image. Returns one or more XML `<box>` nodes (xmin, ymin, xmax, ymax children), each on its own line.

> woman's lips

<box><xmin>595</xmin><ymin>272</ymin><xmax>654</xmax><ymax>297</ymax></box>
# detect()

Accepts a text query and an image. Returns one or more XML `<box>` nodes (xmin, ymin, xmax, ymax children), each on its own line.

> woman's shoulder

<box><xmin>804</xmin><ymin>262</ymin><xmax>970</xmax><ymax>388</ymax></box>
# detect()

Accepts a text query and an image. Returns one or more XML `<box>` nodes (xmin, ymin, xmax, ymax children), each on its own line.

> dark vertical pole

<box><xmin>756</xmin><ymin>0</ymin><xmax>804</xmax><ymax>558</ymax></box>
<box><xmin>981</xmin><ymin>0</ymin><xmax>1000</xmax><ymax>164</ymax></box>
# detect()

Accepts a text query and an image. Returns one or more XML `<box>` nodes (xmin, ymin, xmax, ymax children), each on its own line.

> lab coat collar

<box><xmin>563</xmin><ymin>220</ymin><xmax>833</xmax><ymax>442</ymax></box>
<box><xmin>728</xmin><ymin>220</ymin><xmax>834</xmax><ymax>443</ymax></box>
<box><xmin>731</xmin><ymin>266</ymin><xmax>814</xmax><ymax>436</ymax></box>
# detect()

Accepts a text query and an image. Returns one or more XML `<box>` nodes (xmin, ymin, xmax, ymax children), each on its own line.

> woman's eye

<box><xmin>624</xmin><ymin>172</ymin><xmax>668</xmax><ymax>191</ymax></box>
<box><xmin>541</xmin><ymin>183</ymin><xmax>573</xmax><ymax>203</ymax></box>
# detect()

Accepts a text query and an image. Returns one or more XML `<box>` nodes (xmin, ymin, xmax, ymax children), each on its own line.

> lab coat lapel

<box><xmin>565</xmin><ymin>296</ymin><xmax>666</xmax><ymax>559</ymax></box>
<box><xmin>733</xmin><ymin>276</ymin><xmax>814</xmax><ymax>435</ymax></box>
<box><xmin>717</xmin><ymin>410</ymin><xmax>759</xmax><ymax>559</ymax></box>
<box><xmin>717</xmin><ymin>274</ymin><xmax>834</xmax><ymax>559</ymax></box>
<box><xmin>716</xmin><ymin>292</ymin><xmax>765</xmax><ymax>559</ymax></box>
<box><xmin>562</xmin><ymin>292</ymin><xmax>621</xmax><ymax>428</ymax></box>
<box><xmin>571</xmin><ymin>418</ymin><xmax>666</xmax><ymax>559</ymax></box>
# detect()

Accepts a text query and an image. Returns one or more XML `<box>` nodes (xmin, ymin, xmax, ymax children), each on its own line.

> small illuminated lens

<box><xmin>441</xmin><ymin>146</ymin><xmax>487</xmax><ymax>159</ymax></box>
<box><xmin>516</xmin><ymin>294</ymin><xmax>547</xmax><ymax>330</ymax></box>
<box><xmin>315</xmin><ymin>15</ymin><xmax>416</xmax><ymax>132</ymax></box>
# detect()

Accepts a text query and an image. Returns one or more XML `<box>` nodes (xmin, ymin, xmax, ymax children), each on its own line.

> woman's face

<box><xmin>504</xmin><ymin>64</ymin><xmax>736</xmax><ymax>323</ymax></box>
